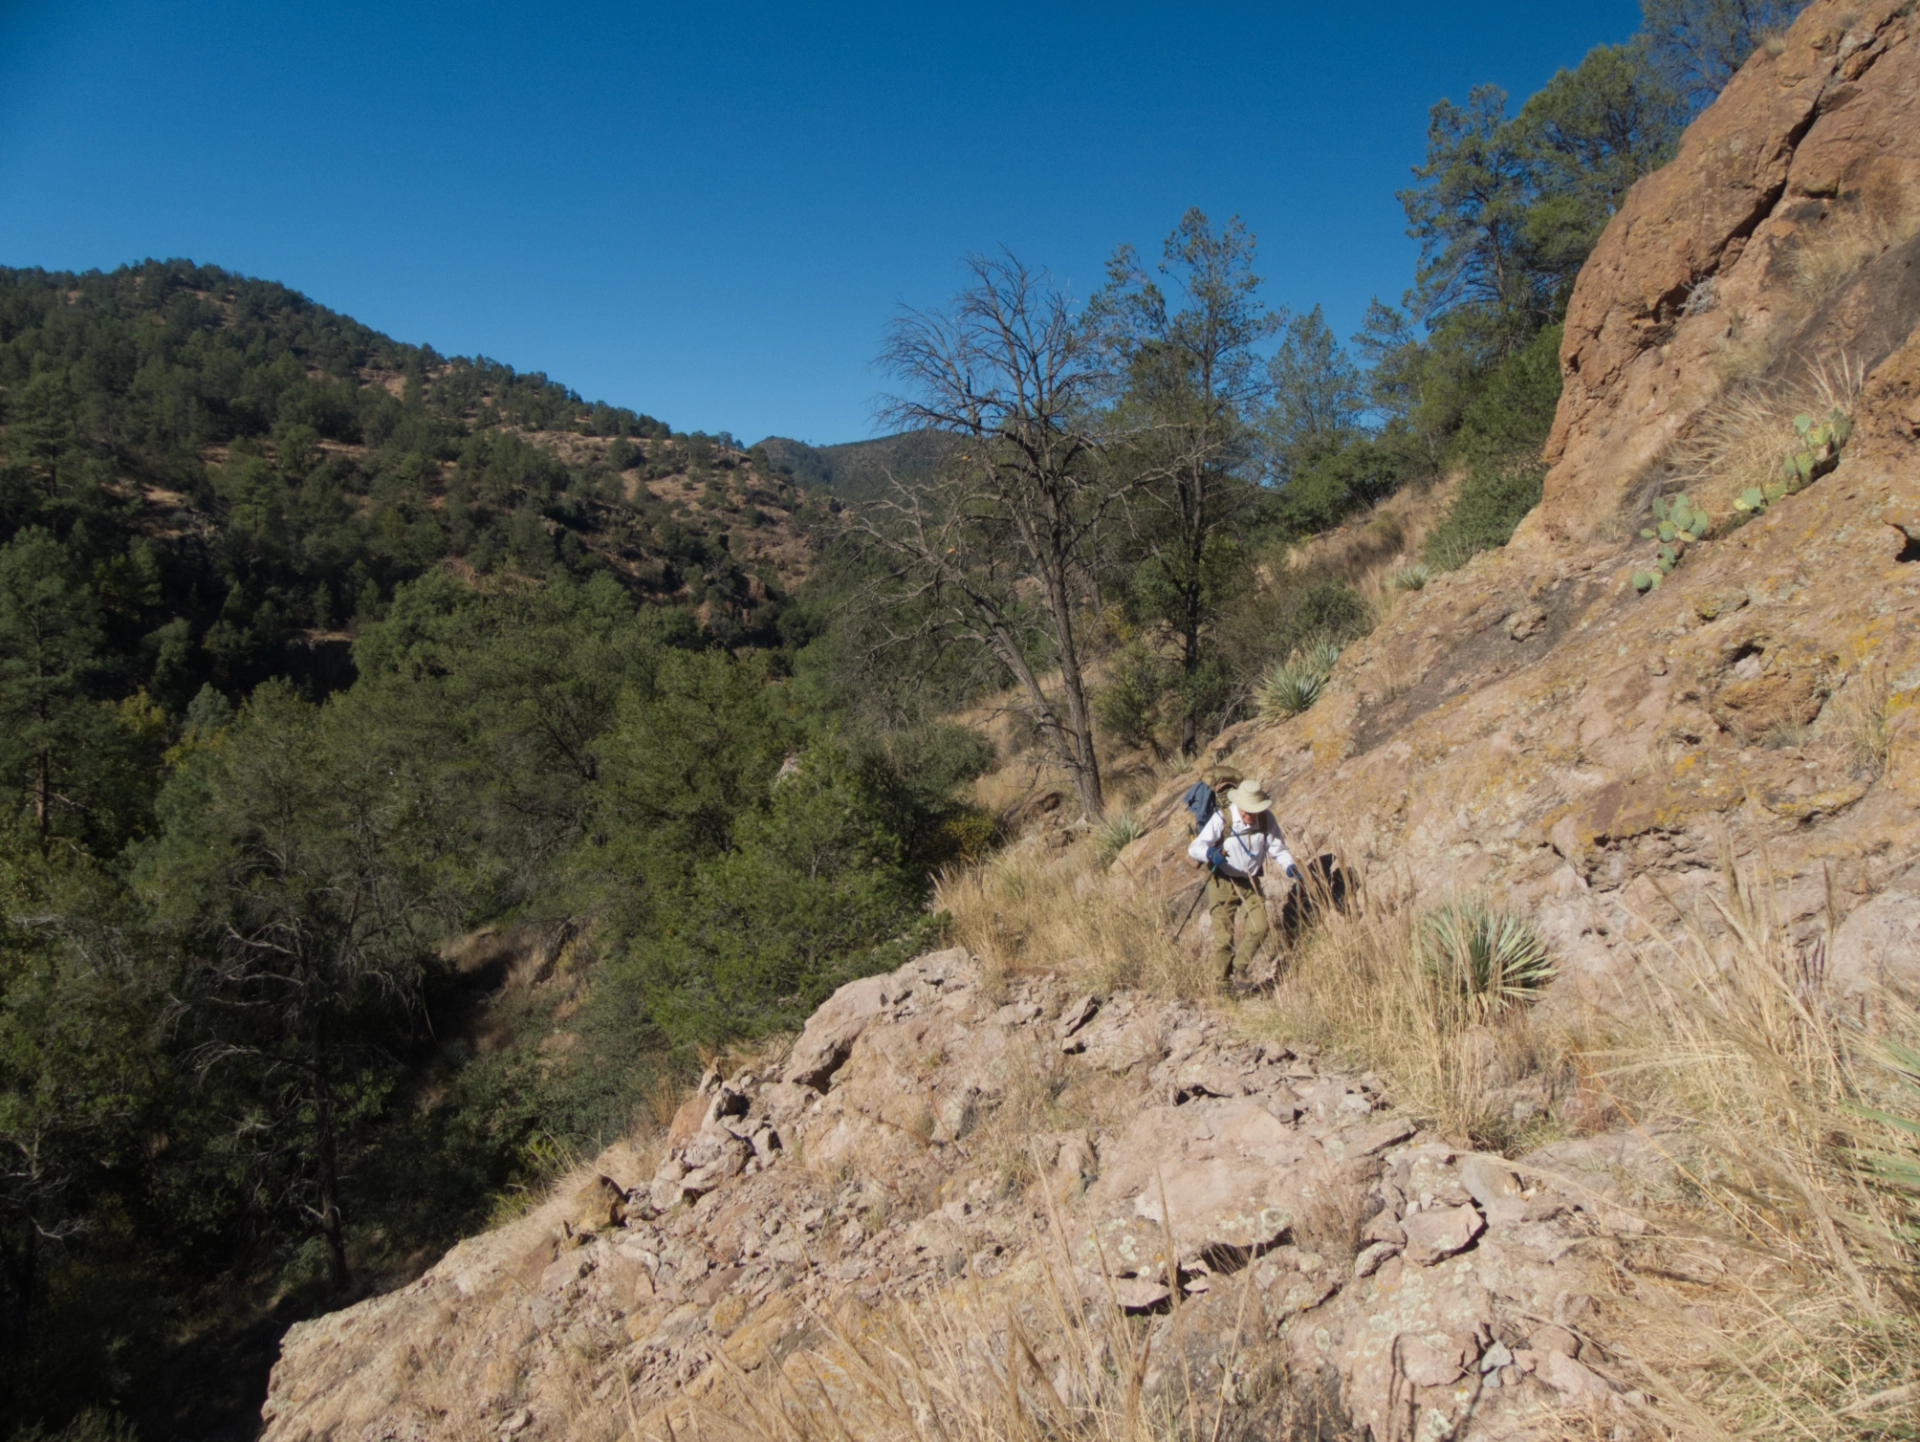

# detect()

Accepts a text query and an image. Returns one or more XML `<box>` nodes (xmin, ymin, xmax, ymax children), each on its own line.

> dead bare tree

<box><xmin>863</xmin><ymin>253</ymin><xmax>1117</xmax><ymax>819</ymax></box>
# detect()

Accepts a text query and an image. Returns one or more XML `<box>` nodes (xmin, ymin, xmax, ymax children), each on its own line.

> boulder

<box><xmin>1403</xmin><ymin>1204</ymin><xmax>1485</xmax><ymax>1266</ymax></box>
<box><xmin>1828</xmin><ymin>862</ymin><xmax>1920</xmax><ymax>998</ymax></box>
<box><xmin>783</xmin><ymin>972</ymin><xmax>903</xmax><ymax>1090</ymax></box>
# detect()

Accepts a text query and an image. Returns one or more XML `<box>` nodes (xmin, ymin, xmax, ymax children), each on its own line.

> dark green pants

<box><xmin>1207</xmin><ymin>872</ymin><xmax>1268</xmax><ymax>984</ymax></box>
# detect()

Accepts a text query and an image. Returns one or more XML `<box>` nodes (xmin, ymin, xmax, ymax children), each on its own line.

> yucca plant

<box><xmin>1094</xmin><ymin>808</ymin><xmax>1144</xmax><ymax>864</ymax></box>
<box><xmin>1417</xmin><ymin>901</ymin><xmax>1556</xmax><ymax>1018</ymax></box>
<box><xmin>1256</xmin><ymin>642</ymin><xmax>1341</xmax><ymax>721</ymax></box>
<box><xmin>1391</xmin><ymin>564</ymin><xmax>1431</xmax><ymax>591</ymax></box>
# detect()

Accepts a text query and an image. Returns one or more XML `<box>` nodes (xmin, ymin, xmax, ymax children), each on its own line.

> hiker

<box><xmin>1186</xmin><ymin>779</ymin><xmax>1298</xmax><ymax>985</ymax></box>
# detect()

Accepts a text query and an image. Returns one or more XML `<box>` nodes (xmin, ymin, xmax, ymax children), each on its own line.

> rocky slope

<box><xmin>253</xmin><ymin>5</ymin><xmax>1920</xmax><ymax>1438</ymax></box>
<box><xmin>262</xmin><ymin>950</ymin><xmax>1665</xmax><ymax>1442</ymax></box>
<box><xmin>1124</xmin><ymin>0</ymin><xmax>1920</xmax><ymax>1007</ymax></box>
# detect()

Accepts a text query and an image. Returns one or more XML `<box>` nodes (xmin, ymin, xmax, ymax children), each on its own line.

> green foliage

<box><xmin>1417</xmin><ymin>901</ymin><xmax>1557</xmax><ymax>1018</ymax></box>
<box><xmin>1422</xmin><ymin>462</ymin><xmax>1547</xmax><ymax>570</ymax></box>
<box><xmin>1264</xmin><ymin>305</ymin><xmax>1368</xmax><ymax>484</ymax></box>
<box><xmin>1391</xmin><ymin>564</ymin><xmax>1431</xmax><ymax>591</ymax></box>
<box><xmin>1642</xmin><ymin>0</ymin><xmax>1811</xmax><ymax>111</ymax></box>
<box><xmin>1449</xmin><ymin>325</ymin><xmax>1566</xmax><ymax>467</ymax></box>
<box><xmin>1271</xmin><ymin>429</ymin><xmax>1426</xmax><ymax>536</ymax></box>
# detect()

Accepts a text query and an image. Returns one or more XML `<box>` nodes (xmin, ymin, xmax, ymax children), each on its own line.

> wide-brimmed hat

<box><xmin>1227</xmin><ymin>780</ymin><xmax>1273</xmax><ymax>814</ymax></box>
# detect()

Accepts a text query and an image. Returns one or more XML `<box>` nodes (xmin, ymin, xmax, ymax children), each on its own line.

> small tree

<box><xmin>863</xmin><ymin>254</ymin><xmax>1115</xmax><ymax>817</ymax></box>
<box><xmin>1088</xmin><ymin>211</ymin><xmax>1277</xmax><ymax>755</ymax></box>
<box><xmin>1265</xmin><ymin>305</ymin><xmax>1370</xmax><ymax>482</ymax></box>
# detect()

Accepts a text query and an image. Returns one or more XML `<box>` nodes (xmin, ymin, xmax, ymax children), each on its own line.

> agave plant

<box><xmin>1418</xmin><ymin>901</ymin><xmax>1556</xmax><ymax>1018</ymax></box>
<box><xmin>1391</xmin><ymin>564</ymin><xmax>1431</xmax><ymax>592</ymax></box>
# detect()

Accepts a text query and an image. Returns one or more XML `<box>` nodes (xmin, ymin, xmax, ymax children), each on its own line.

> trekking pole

<box><xmin>1170</xmin><ymin>871</ymin><xmax>1211</xmax><ymax>940</ymax></box>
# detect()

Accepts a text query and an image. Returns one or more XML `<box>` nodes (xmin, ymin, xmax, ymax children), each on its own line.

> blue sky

<box><xmin>0</xmin><ymin>1</ymin><xmax>1642</xmax><ymax>444</ymax></box>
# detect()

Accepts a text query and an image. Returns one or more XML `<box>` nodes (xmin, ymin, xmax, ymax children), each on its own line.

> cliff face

<box><xmin>1123</xmin><ymin>0</ymin><xmax>1920</xmax><ymax>1007</ymax></box>
<box><xmin>257</xmin><ymin>4</ymin><xmax>1920</xmax><ymax>1438</ymax></box>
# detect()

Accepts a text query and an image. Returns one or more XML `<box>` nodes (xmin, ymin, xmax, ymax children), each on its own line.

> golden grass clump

<box><xmin>1786</xmin><ymin>176</ymin><xmax>1920</xmax><ymax>307</ymax></box>
<box><xmin>1665</xmin><ymin>355</ymin><xmax>1867</xmax><ymax>514</ymax></box>
<box><xmin>1827</xmin><ymin>657</ymin><xmax>1898</xmax><ymax>780</ymax></box>
<box><xmin>934</xmin><ymin>840</ymin><xmax>1213</xmax><ymax>1001</ymax></box>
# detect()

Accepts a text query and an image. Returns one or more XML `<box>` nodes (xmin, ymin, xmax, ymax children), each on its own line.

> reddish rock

<box><xmin>1403</xmin><ymin>1204</ymin><xmax>1486</xmax><ymax>1266</ymax></box>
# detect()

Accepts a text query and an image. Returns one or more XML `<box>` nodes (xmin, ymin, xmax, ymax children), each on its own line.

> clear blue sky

<box><xmin>0</xmin><ymin>1</ymin><xmax>1642</xmax><ymax>444</ymax></box>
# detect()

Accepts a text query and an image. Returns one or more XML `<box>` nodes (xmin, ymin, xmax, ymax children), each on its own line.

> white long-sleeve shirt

<box><xmin>1187</xmin><ymin>807</ymin><xmax>1294</xmax><ymax>881</ymax></box>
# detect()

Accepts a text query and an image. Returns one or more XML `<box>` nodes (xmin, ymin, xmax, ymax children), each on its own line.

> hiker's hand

<box><xmin>1206</xmin><ymin>846</ymin><xmax>1225</xmax><ymax>870</ymax></box>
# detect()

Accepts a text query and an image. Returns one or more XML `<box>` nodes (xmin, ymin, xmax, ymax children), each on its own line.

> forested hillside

<box><xmin>0</xmin><ymin>4</ymin><xmax>1806</xmax><ymax>1440</ymax></box>
<box><xmin>0</xmin><ymin>261</ymin><xmax>994</xmax><ymax>1442</ymax></box>
<box><xmin>753</xmin><ymin>430</ymin><xmax>956</xmax><ymax>507</ymax></box>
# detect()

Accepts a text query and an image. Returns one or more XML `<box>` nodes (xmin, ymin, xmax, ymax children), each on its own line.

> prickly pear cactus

<box><xmin>1633</xmin><ymin>491</ymin><xmax>1708</xmax><ymax>594</ymax></box>
<box><xmin>1742</xmin><ymin>406</ymin><xmax>1853</xmax><ymax>519</ymax></box>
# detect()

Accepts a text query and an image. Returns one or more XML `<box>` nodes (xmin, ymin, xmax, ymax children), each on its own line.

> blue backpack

<box><xmin>1181</xmin><ymin>781</ymin><xmax>1219</xmax><ymax>834</ymax></box>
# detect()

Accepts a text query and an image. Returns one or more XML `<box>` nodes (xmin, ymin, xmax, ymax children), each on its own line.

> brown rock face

<box><xmin>1118</xmin><ymin>0</ymin><xmax>1920</xmax><ymax>1008</ymax></box>
<box><xmin>1535</xmin><ymin>0</ymin><xmax>1920</xmax><ymax>544</ymax></box>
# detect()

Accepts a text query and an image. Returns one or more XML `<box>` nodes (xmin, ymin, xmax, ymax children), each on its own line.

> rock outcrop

<box><xmin>262</xmin><ymin>952</ymin><xmax>1668</xmax><ymax>1441</ymax></box>
<box><xmin>1125</xmin><ymin>0</ymin><xmax>1920</xmax><ymax>1007</ymax></box>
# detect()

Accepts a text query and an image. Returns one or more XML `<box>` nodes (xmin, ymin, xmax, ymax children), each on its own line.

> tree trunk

<box><xmin>311</xmin><ymin>1045</ymin><xmax>350</xmax><ymax>1292</ymax></box>
<box><xmin>33</xmin><ymin>748</ymin><xmax>49</xmax><ymax>849</ymax></box>
<box><xmin>1042</xmin><ymin>562</ymin><xmax>1103</xmax><ymax>819</ymax></box>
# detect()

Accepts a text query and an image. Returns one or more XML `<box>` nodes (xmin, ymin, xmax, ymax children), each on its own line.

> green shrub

<box><xmin>1449</xmin><ymin>325</ymin><xmax>1565</xmax><ymax>467</ymax></box>
<box><xmin>1422</xmin><ymin>462</ymin><xmax>1547</xmax><ymax>571</ymax></box>
<box><xmin>1274</xmin><ymin>431</ymin><xmax>1426</xmax><ymax>535</ymax></box>
<box><xmin>1417</xmin><ymin>901</ymin><xmax>1556</xmax><ymax>1018</ymax></box>
<box><xmin>1390</xmin><ymin>564</ymin><xmax>1431</xmax><ymax>591</ymax></box>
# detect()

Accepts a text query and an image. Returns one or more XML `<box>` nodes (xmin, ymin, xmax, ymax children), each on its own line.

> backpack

<box><xmin>1181</xmin><ymin>780</ymin><xmax>1219</xmax><ymax>835</ymax></box>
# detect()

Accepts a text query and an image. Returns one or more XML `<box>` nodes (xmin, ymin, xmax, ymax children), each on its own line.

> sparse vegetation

<box><xmin>1667</xmin><ymin>356</ymin><xmax>1866</xmax><ymax>511</ymax></box>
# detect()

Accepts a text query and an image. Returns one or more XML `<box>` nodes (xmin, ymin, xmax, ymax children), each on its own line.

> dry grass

<box><xmin>1828</xmin><ymin>657</ymin><xmax>1897</xmax><ymax>779</ymax></box>
<box><xmin>1786</xmin><ymin>178</ymin><xmax>1920</xmax><ymax>307</ymax></box>
<box><xmin>934</xmin><ymin>841</ymin><xmax>1213</xmax><ymax>1001</ymax></box>
<box><xmin>629</xmin><ymin>1163</ymin><xmax>1317</xmax><ymax>1442</ymax></box>
<box><xmin>1664</xmin><ymin>355</ymin><xmax>1867</xmax><ymax>515</ymax></box>
<box><xmin>1571</xmin><ymin>850</ymin><xmax>1920</xmax><ymax>1439</ymax></box>
<box><xmin>1238</xmin><ymin>869</ymin><xmax>1567</xmax><ymax>1151</ymax></box>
